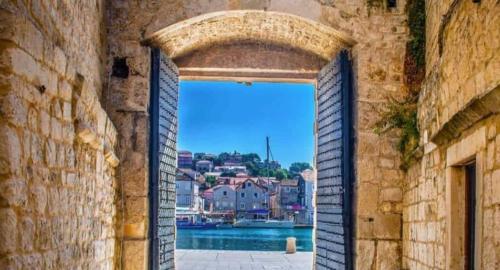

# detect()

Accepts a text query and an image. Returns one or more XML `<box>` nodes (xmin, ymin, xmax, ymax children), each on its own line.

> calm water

<box><xmin>176</xmin><ymin>227</ymin><xmax>313</xmax><ymax>251</ymax></box>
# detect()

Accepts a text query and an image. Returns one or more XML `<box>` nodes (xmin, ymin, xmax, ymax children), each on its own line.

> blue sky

<box><xmin>178</xmin><ymin>81</ymin><xmax>315</xmax><ymax>169</ymax></box>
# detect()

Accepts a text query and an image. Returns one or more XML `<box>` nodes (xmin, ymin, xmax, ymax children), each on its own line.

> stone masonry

<box><xmin>106</xmin><ymin>1</ymin><xmax>409</xmax><ymax>269</ymax></box>
<box><xmin>0</xmin><ymin>0</ymin><xmax>498</xmax><ymax>270</ymax></box>
<box><xmin>403</xmin><ymin>0</ymin><xmax>499</xmax><ymax>269</ymax></box>
<box><xmin>0</xmin><ymin>1</ymin><xmax>118</xmax><ymax>269</ymax></box>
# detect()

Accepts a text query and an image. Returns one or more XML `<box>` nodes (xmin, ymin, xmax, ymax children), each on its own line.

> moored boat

<box><xmin>176</xmin><ymin>220</ymin><xmax>218</xmax><ymax>229</ymax></box>
<box><xmin>233</xmin><ymin>219</ymin><xmax>294</xmax><ymax>228</ymax></box>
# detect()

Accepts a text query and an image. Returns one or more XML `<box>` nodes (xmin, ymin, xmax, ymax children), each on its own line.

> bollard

<box><xmin>286</xmin><ymin>237</ymin><xmax>297</xmax><ymax>254</ymax></box>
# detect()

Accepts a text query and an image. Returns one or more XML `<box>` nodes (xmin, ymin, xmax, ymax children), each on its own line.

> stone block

<box><xmin>53</xmin><ymin>46</ymin><xmax>67</xmax><ymax>75</ymax></box>
<box><xmin>58</xmin><ymin>79</ymin><xmax>73</xmax><ymax>102</ymax></box>
<box><xmin>44</xmin><ymin>139</ymin><xmax>57</xmax><ymax>168</ymax></box>
<box><xmin>356</xmin><ymin>240</ymin><xmax>375</xmax><ymax>270</ymax></box>
<box><xmin>357</xmin><ymin>182</ymin><xmax>379</xmax><ymax>215</ymax></box>
<box><xmin>0</xmin><ymin>177</ymin><xmax>27</xmax><ymax>207</ymax></box>
<box><xmin>0</xmin><ymin>124</ymin><xmax>21</xmax><ymax>176</ymax></box>
<box><xmin>19</xmin><ymin>217</ymin><xmax>35</xmax><ymax>252</ymax></box>
<box><xmin>373</xmin><ymin>213</ymin><xmax>401</xmax><ymax>240</ymax></box>
<box><xmin>123</xmin><ymin>240</ymin><xmax>147</xmax><ymax>270</ymax></box>
<box><xmin>376</xmin><ymin>241</ymin><xmax>400</xmax><ymax>270</ymax></box>
<box><xmin>30</xmin><ymin>184</ymin><xmax>47</xmax><ymax>215</ymax></box>
<box><xmin>380</xmin><ymin>187</ymin><xmax>402</xmax><ymax>202</ymax></box>
<box><xmin>0</xmin><ymin>208</ymin><xmax>17</xmax><ymax>254</ymax></box>
<box><xmin>379</xmin><ymin>158</ymin><xmax>395</xmax><ymax>169</ymax></box>
<box><xmin>39</xmin><ymin>110</ymin><xmax>51</xmax><ymax>137</ymax></box>
<box><xmin>492</xmin><ymin>169</ymin><xmax>500</xmax><ymax>205</ymax></box>
<box><xmin>50</xmin><ymin>117</ymin><xmax>62</xmax><ymax>141</ymax></box>
<box><xmin>1</xmin><ymin>93</ymin><xmax>27</xmax><ymax>127</ymax></box>
<box><xmin>356</xmin><ymin>217</ymin><xmax>374</xmax><ymax>238</ymax></box>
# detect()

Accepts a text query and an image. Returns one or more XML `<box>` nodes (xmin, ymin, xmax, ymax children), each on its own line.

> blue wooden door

<box><xmin>315</xmin><ymin>51</ymin><xmax>354</xmax><ymax>270</ymax></box>
<box><xmin>150</xmin><ymin>48</ymin><xmax>178</xmax><ymax>270</ymax></box>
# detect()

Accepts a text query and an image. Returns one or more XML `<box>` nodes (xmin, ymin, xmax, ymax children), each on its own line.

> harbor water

<box><xmin>176</xmin><ymin>227</ymin><xmax>313</xmax><ymax>252</ymax></box>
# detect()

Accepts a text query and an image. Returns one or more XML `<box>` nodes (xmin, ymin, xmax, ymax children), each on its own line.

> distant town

<box><xmin>176</xmin><ymin>150</ymin><xmax>316</xmax><ymax>227</ymax></box>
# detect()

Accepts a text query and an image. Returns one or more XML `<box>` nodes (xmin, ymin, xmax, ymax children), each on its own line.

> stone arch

<box><xmin>143</xmin><ymin>10</ymin><xmax>356</xmax><ymax>61</ymax></box>
<box><xmin>106</xmin><ymin>3</ymin><xmax>409</xmax><ymax>269</ymax></box>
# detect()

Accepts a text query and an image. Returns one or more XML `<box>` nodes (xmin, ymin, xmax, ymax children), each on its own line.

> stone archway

<box><xmin>142</xmin><ymin>10</ymin><xmax>355</xmax><ymax>82</ymax></box>
<box><xmin>145</xmin><ymin>10</ymin><xmax>356</xmax><ymax>270</ymax></box>
<box><xmin>144</xmin><ymin>10</ymin><xmax>355</xmax><ymax>60</ymax></box>
<box><xmin>106</xmin><ymin>2</ymin><xmax>408</xmax><ymax>269</ymax></box>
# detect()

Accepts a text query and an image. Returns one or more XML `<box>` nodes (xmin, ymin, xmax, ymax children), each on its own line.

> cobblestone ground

<box><xmin>175</xmin><ymin>250</ymin><xmax>313</xmax><ymax>270</ymax></box>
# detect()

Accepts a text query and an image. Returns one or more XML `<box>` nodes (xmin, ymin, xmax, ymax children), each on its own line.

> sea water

<box><xmin>176</xmin><ymin>227</ymin><xmax>313</xmax><ymax>251</ymax></box>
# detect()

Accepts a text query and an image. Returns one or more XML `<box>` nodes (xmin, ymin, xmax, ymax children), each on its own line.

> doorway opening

<box><xmin>174</xmin><ymin>80</ymin><xmax>316</xmax><ymax>269</ymax></box>
<box><xmin>145</xmin><ymin>10</ymin><xmax>357</xmax><ymax>269</ymax></box>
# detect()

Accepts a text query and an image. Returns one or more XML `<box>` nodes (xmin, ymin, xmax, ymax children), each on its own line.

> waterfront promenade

<box><xmin>176</xmin><ymin>250</ymin><xmax>313</xmax><ymax>270</ymax></box>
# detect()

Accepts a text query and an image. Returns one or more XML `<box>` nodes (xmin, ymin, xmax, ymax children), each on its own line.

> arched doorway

<box><xmin>144</xmin><ymin>10</ymin><xmax>355</xmax><ymax>270</ymax></box>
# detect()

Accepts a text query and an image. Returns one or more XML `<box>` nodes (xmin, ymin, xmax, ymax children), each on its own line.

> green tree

<box><xmin>242</xmin><ymin>153</ymin><xmax>261</xmax><ymax>163</ymax></box>
<box><xmin>289</xmin><ymin>162</ymin><xmax>312</xmax><ymax>176</ymax></box>
<box><xmin>220</xmin><ymin>172</ymin><xmax>236</xmax><ymax>177</ymax></box>
<box><xmin>275</xmin><ymin>169</ymin><xmax>289</xmax><ymax>180</ymax></box>
<box><xmin>244</xmin><ymin>161</ymin><xmax>260</xmax><ymax>176</ymax></box>
<box><xmin>205</xmin><ymin>175</ymin><xmax>217</xmax><ymax>187</ymax></box>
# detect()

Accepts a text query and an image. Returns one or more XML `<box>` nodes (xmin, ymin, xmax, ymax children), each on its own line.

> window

<box><xmin>247</xmin><ymin>182</ymin><xmax>252</xmax><ymax>187</ymax></box>
<box><xmin>387</xmin><ymin>0</ymin><xmax>397</xmax><ymax>8</ymax></box>
<box><xmin>240</xmin><ymin>203</ymin><xmax>245</xmax><ymax>209</ymax></box>
<box><xmin>223</xmin><ymin>191</ymin><xmax>227</xmax><ymax>196</ymax></box>
<box><xmin>241</xmin><ymin>193</ymin><xmax>245</xmax><ymax>198</ymax></box>
<box><xmin>254</xmin><ymin>193</ymin><xmax>258</xmax><ymax>198</ymax></box>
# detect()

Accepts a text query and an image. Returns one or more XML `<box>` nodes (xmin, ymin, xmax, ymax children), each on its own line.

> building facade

<box><xmin>178</xmin><ymin>150</ymin><xmax>193</xmax><ymax>169</ymax></box>
<box><xmin>195</xmin><ymin>160</ymin><xmax>213</xmax><ymax>174</ymax></box>
<box><xmin>176</xmin><ymin>169</ymin><xmax>203</xmax><ymax>211</ymax></box>
<box><xmin>236</xmin><ymin>179</ymin><xmax>269</xmax><ymax>219</ymax></box>
<box><xmin>212</xmin><ymin>185</ymin><xmax>237</xmax><ymax>212</ymax></box>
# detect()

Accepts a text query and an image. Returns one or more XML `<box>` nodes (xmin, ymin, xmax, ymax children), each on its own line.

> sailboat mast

<box><xmin>266</xmin><ymin>136</ymin><xmax>270</xmax><ymax>219</ymax></box>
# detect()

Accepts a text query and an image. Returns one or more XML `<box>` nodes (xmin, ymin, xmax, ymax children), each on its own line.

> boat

<box><xmin>176</xmin><ymin>220</ymin><xmax>218</xmax><ymax>229</ymax></box>
<box><xmin>176</xmin><ymin>209</ymin><xmax>219</xmax><ymax>229</ymax></box>
<box><xmin>216</xmin><ymin>223</ymin><xmax>233</xmax><ymax>229</ymax></box>
<box><xmin>233</xmin><ymin>219</ymin><xmax>294</xmax><ymax>228</ymax></box>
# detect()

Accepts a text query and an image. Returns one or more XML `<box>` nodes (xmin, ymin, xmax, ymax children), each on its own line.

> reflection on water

<box><xmin>176</xmin><ymin>227</ymin><xmax>313</xmax><ymax>251</ymax></box>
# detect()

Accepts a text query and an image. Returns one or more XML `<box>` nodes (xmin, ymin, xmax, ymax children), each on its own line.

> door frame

<box><xmin>148</xmin><ymin>47</ymin><xmax>356</xmax><ymax>270</ymax></box>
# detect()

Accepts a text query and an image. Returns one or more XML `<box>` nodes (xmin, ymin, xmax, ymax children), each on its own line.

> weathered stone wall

<box><xmin>0</xmin><ymin>1</ymin><xmax>118</xmax><ymax>269</ymax></box>
<box><xmin>403</xmin><ymin>0</ymin><xmax>500</xmax><ymax>269</ymax></box>
<box><xmin>403</xmin><ymin>115</ymin><xmax>500</xmax><ymax>269</ymax></box>
<box><xmin>106</xmin><ymin>1</ymin><xmax>409</xmax><ymax>269</ymax></box>
<box><xmin>420</xmin><ymin>0</ymin><xmax>499</xmax><ymax>140</ymax></box>
<box><xmin>176</xmin><ymin>42</ymin><xmax>328</xmax><ymax>81</ymax></box>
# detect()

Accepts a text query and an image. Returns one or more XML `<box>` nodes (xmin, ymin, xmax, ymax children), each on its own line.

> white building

<box><xmin>213</xmin><ymin>165</ymin><xmax>248</xmax><ymax>174</ymax></box>
<box><xmin>195</xmin><ymin>160</ymin><xmax>213</xmax><ymax>173</ymax></box>
<box><xmin>176</xmin><ymin>169</ymin><xmax>204</xmax><ymax>211</ymax></box>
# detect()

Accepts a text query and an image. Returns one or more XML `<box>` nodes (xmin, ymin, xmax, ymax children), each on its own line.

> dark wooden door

<box><xmin>150</xmin><ymin>48</ymin><xmax>178</xmax><ymax>270</ymax></box>
<box><xmin>315</xmin><ymin>50</ymin><xmax>354</xmax><ymax>270</ymax></box>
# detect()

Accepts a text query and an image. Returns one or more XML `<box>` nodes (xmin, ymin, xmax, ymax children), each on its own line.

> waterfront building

<box><xmin>196</xmin><ymin>160</ymin><xmax>213</xmax><ymax>173</ymax></box>
<box><xmin>236</xmin><ymin>179</ymin><xmax>269</xmax><ymax>219</ymax></box>
<box><xmin>298</xmin><ymin>169</ymin><xmax>316</xmax><ymax>225</ymax></box>
<box><xmin>212</xmin><ymin>185</ymin><xmax>237</xmax><ymax>211</ymax></box>
<box><xmin>175</xmin><ymin>168</ymin><xmax>203</xmax><ymax>211</ymax></box>
<box><xmin>178</xmin><ymin>150</ymin><xmax>194</xmax><ymax>169</ymax></box>
<box><xmin>278</xmin><ymin>179</ymin><xmax>302</xmax><ymax>221</ymax></box>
